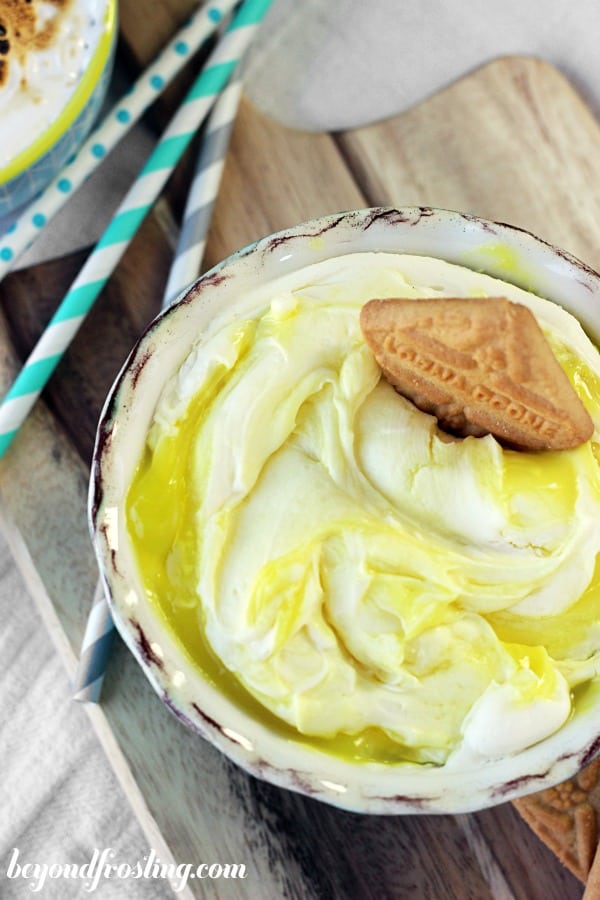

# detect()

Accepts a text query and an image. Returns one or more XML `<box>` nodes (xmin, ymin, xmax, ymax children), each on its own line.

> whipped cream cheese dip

<box><xmin>125</xmin><ymin>252</ymin><xmax>600</xmax><ymax>768</ymax></box>
<box><xmin>0</xmin><ymin>0</ymin><xmax>107</xmax><ymax>167</ymax></box>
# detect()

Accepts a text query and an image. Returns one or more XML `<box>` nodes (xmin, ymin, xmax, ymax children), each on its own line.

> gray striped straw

<box><xmin>163</xmin><ymin>71</ymin><xmax>244</xmax><ymax>305</ymax></box>
<box><xmin>73</xmin><ymin>68</ymin><xmax>245</xmax><ymax>703</ymax></box>
<box><xmin>72</xmin><ymin>581</ymin><xmax>116</xmax><ymax>702</ymax></box>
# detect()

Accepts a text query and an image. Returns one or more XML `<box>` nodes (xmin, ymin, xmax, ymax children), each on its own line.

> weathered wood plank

<box><xmin>202</xmin><ymin>96</ymin><xmax>366</xmax><ymax>270</ymax></box>
<box><xmin>336</xmin><ymin>56</ymin><xmax>600</xmax><ymax>271</ymax></box>
<box><xmin>118</xmin><ymin>0</ymin><xmax>199</xmax><ymax>68</ymax></box>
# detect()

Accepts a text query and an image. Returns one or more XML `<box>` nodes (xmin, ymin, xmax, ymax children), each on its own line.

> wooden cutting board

<box><xmin>0</xmin><ymin>20</ymin><xmax>599</xmax><ymax>900</ymax></box>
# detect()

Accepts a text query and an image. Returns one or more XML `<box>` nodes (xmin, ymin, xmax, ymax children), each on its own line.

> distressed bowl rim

<box><xmin>90</xmin><ymin>206</ymin><xmax>600</xmax><ymax>814</ymax></box>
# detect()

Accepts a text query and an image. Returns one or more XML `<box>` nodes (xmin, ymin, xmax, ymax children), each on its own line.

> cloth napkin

<box><xmin>0</xmin><ymin>537</ymin><xmax>168</xmax><ymax>899</ymax></box>
<box><xmin>245</xmin><ymin>0</ymin><xmax>600</xmax><ymax>132</ymax></box>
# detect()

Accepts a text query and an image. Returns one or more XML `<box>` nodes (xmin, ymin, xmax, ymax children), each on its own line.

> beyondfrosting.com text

<box><xmin>5</xmin><ymin>846</ymin><xmax>248</xmax><ymax>893</ymax></box>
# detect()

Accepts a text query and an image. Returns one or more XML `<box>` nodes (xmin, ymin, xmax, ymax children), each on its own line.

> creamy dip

<box><xmin>126</xmin><ymin>253</ymin><xmax>600</xmax><ymax>766</ymax></box>
<box><xmin>0</xmin><ymin>0</ymin><xmax>107</xmax><ymax>168</ymax></box>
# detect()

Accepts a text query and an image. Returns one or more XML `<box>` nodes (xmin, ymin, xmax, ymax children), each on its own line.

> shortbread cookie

<box><xmin>584</xmin><ymin>842</ymin><xmax>600</xmax><ymax>899</ymax></box>
<box><xmin>513</xmin><ymin>758</ymin><xmax>600</xmax><ymax>884</ymax></box>
<box><xmin>360</xmin><ymin>296</ymin><xmax>594</xmax><ymax>450</ymax></box>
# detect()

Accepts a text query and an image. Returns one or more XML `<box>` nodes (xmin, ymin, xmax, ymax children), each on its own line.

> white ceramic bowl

<box><xmin>90</xmin><ymin>207</ymin><xmax>600</xmax><ymax>814</ymax></box>
<box><xmin>0</xmin><ymin>0</ymin><xmax>117</xmax><ymax>217</ymax></box>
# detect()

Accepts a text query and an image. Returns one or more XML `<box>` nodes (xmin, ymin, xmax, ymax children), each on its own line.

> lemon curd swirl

<box><xmin>126</xmin><ymin>253</ymin><xmax>600</xmax><ymax>766</ymax></box>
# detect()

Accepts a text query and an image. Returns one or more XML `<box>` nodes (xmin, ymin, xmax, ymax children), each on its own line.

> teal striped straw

<box><xmin>0</xmin><ymin>0</ymin><xmax>274</xmax><ymax>459</ymax></box>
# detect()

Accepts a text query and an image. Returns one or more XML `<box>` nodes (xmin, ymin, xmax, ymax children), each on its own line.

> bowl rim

<box><xmin>90</xmin><ymin>206</ymin><xmax>600</xmax><ymax>814</ymax></box>
<box><xmin>0</xmin><ymin>0</ymin><xmax>117</xmax><ymax>185</ymax></box>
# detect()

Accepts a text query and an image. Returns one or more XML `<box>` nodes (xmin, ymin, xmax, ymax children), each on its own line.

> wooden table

<box><xmin>1</xmin><ymin>2</ymin><xmax>599</xmax><ymax>897</ymax></box>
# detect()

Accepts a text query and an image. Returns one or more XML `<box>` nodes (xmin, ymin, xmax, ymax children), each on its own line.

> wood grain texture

<box><xmin>202</xmin><ymin>97</ymin><xmax>366</xmax><ymax>271</ymax></box>
<box><xmin>0</xmin><ymin>211</ymin><xmax>171</xmax><ymax>465</ymax></box>
<box><xmin>336</xmin><ymin>55</ymin><xmax>600</xmax><ymax>272</ymax></box>
<box><xmin>0</xmin><ymin>21</ymin><xmax>598</xmax><ymax>900</ymax></box>
<box><xmin>118</xmin><ymin>0</ymin><xmax>198</xmax><ymax>67</ymax></box>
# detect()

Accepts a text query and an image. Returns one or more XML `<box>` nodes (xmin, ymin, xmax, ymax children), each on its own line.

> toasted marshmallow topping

<box><xmin>0</xmin><ymin>0</ymin><xmax>107</xmax><ymax>168</ymax></box>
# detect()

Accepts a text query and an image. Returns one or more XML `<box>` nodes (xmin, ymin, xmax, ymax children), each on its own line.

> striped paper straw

<box><xmin>73</xmin><ymin>82</ymin><xmax>244</xmax><ymax>703</ymax></box>
<box><xmin>0</xmin><ymin>0</ymin><xmax>239</xmax><ymax>282</ymax></box>
<box><xmin>163</xmin><ymin>71</ymin><xmax>244</xmax><ymax>306</ymax></box>
<box><xmin>72</xmin><ymin>581</ymin><xmax>115</xmax><ymax>702</ymax></box>
<box><xmin>0</xmin><ymin>0</ymin><xmax>274</xmax><ymax>461</ymax></box>
<box><xmin>72</xmin><ymin>25</ymin><xmax>261</xmax><ymax>704</ymax></box>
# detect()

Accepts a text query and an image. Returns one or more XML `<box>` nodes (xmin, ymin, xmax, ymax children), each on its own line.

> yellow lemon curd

<box><xmin>126</xmin><ymin>253</ymin><xmax>600</xmax><ymax>766</ymax></box>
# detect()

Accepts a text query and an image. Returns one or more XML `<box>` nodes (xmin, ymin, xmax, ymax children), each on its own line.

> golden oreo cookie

<box><xmin>360</xmin><ymin>296</ymin><xmax>594</xmax><ymax>450</ymax></box>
